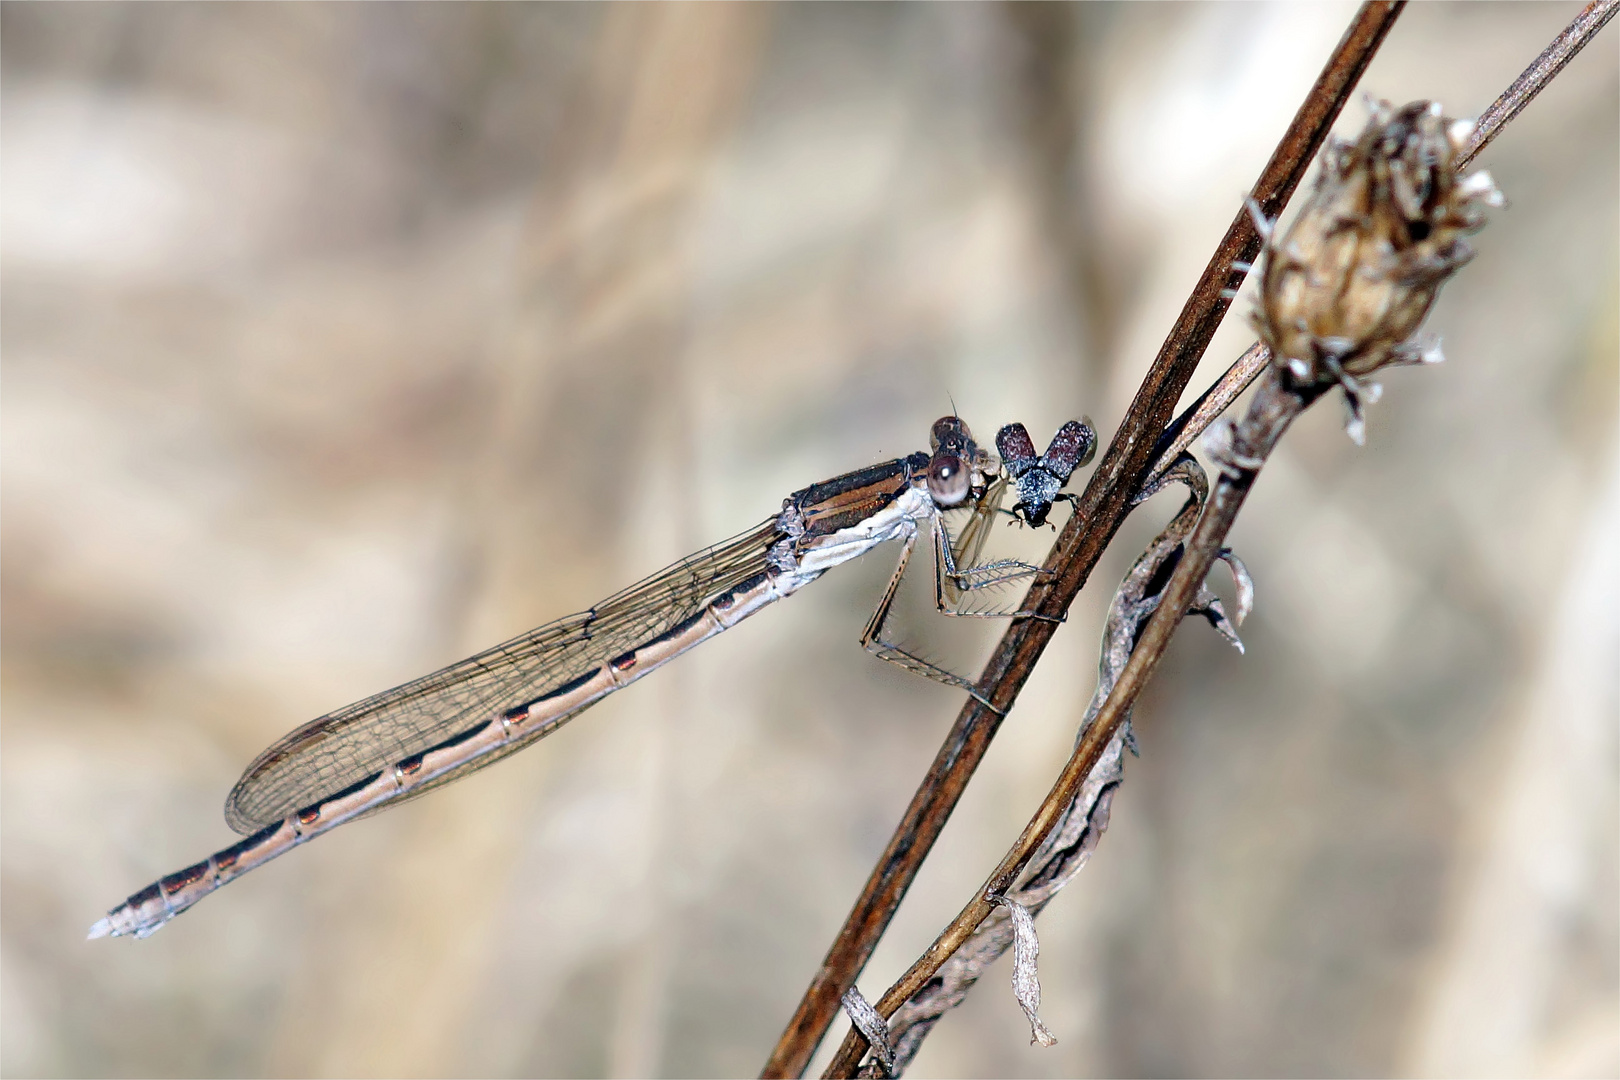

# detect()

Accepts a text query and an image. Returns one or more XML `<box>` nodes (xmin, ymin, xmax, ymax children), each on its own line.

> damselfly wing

<box><xmin>91</xmin><ymin>415</ymin><xmax>1093</xmax><ymax>939</ymax></box>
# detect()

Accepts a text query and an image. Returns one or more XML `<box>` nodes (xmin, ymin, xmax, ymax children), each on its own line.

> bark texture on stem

<box><xmin>835</xmin><ymin>85</ymin><xmax>1512</xmax><ymax>1079</ymax></box>
<box><xmin>788</xmin><ymin>5</ymin><xmax>1406</xmax><ymax>1077</ymax></box>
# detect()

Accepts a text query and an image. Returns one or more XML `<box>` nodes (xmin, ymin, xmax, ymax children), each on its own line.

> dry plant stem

<box><xmin>766</xmin><ymin>5</ymin><xmax>1406</xmax><ymax>1077</ymax></box>
<box><xmin>1144</xmin><ymin>0</ymin><xmax>1616</xmax><ymax>484</ymax></box>
<box><xmin>813</xmin><ymin>2</ymin><xmax>1620</xmax><ymax>1074</ymax></box>
<box><xmin>1459</xmin><ymin>0</ymin><xmax>1618</xmax><ymax>169</ymax></box>
<box><xmin>845</xmin><ymin>371</ymin><xmax>1311</xmax><ymax>1076</ymax></box>
<box><xmin>1147</xmin><ymin>342</ymin><xmax>1272</xmax><ymax>481</ymax></box>
<box><xmin>826</xmin><ymin>5</ymin><xmax>1619</xmax><ymax>1072</ymax></box>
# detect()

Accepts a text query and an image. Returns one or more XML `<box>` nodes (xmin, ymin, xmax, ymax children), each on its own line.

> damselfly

<box><xmin>91</xmin><ymin>415</ymin><xmax>1095</xmax><ymax>940</ymax></box>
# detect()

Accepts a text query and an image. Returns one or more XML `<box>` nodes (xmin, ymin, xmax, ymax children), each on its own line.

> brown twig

<box><xmin>760</xmin><ymin>5</ymin><xmax>1405</xmax><ymax>1077</ymax></box>
<box><xmin>879</xmin><ymin>454</ymin><xmax>1247</xmax><ymax>1074</ymax></box>
<box><xmin>845</xmin><ymin>372</ymin><xmax>1314</xmax><ymax>1080</ymax></box>
<box><xmin>1145</xmin><ymin>341</ymin><xmax>1272</xmax><ymax>482</ymax></box>
<box><xmin>831</xmin><ymin>4</ymin><xmax>1614</xmax><ymax>1067</ymax></box>
<box><xmin>1459</xmin><ymin>0</ymin><xmax>1619</xmax><ymax>169</ymax></box>
<box><xmin>1136</xmin><ymin>0</ymin><xmax>1620</xmax><ymax>465</ymax></box>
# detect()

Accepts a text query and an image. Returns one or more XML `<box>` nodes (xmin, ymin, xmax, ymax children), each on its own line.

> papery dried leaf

<box><xmin>881</xmin><ymin>454</ymin><xmax>1254</xmax><ymax>1074</ymax></box>
<box><xmin>1215</xmin><ymin>547</ymin><xmax>1254</xmax><ymax>624</ymax></box>
<box><xmin>842</xmin><ymin>986</ymin><xmax>895</xmax><ymax>1073</ymax></box>
<box><xmin>989</xmin><ymin>895</ymin><xmax>1057</xmax><ymax>1047</ymax></box>
<box><xmin>1191</xmin><ymin>587</ymin><xmax>1244</xmax><ymax>652</ymax></box>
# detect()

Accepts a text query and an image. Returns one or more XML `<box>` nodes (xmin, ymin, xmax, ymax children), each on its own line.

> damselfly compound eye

<box><xmin>927</xmin><ymin>453</ymin><xmax>971</xmax><ymax>506</ymax></box>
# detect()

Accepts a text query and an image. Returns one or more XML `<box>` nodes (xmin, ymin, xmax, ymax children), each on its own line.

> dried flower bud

<box><xmin>1252</xmin><ymin>99</ymin><xmax>1502</xmax><ymax>438</ymax></box>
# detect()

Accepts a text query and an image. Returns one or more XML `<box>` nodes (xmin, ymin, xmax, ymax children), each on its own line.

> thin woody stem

<box><xmin>1458</xmin><ymin>0</ymin><xmax>1618</xmax><ymax>169</ymax></box>
<box><xmin>1147</xmin><ymin>342</ymin><xmax>1271</xmax><ymax>482</ymax></box>
<box><xmin>820</xmin><ymin>2</ymin><xmax>1618</xmax><ymax>1075</ymax></box>
<box><xmin>764</xmin><ymin>4</ymin><xmax>1407</xmax><ymax>1077</ymax></box>
<box><xmin>841</xmin><ymin>373</ymin><xmax>1312</xmax><ymax>1076</ymax></box>
<box><xmin>1145</xmin><ymin>0</ymin><xmax>1620</xmax><ymax>472</ymax></box>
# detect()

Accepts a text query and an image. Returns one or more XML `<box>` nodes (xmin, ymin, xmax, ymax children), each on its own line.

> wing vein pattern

<box><xmin>224</xmin><ymin>518</ymin><xmax>783</xmax><ymax>833</ymax></box>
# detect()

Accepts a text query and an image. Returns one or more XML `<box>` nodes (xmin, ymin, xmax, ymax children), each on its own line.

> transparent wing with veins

<box><xmin>224</xmin><ymin>520</ymin><xmax>782</xmax><ymax>834</ymax></box>
<box><xmin>935</xmin><ymin>474</ymin><xmax>1045</xmax><ymax>616</ymax></box>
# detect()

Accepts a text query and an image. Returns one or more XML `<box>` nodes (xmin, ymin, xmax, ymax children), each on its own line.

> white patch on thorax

<box><xmin>777</xmin><ymin>484</ymin><xmax>935</xmax><ymax>591</ymax></box>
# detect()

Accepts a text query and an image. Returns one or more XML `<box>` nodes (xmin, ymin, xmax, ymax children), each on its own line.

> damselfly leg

<box><xmin>932</xmin><ymin>485</ymin><xmax>1051</xmax><ymax>618</ymax></box>
<box><xmin>859</xmin><ymin>456</ymin><xmax>1071</xmax><ymax>710</ymax></box>
<box><xmin>91</xmin><ymin>412</ymin><xmax>1097</xmax><ymax>939</ymax></box>
<box><xmin>858</xmin><ymin>522</ymin><xmax>1050</xmax><ymax>710</ymax></box>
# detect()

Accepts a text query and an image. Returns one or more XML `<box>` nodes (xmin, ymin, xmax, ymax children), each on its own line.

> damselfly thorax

<box><xmin>91</xmin><ymin>414</ymin><xmax>1095</xmax><ymax>940</ymax></box>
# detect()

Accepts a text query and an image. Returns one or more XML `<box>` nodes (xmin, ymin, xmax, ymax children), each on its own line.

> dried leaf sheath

<box><xmin>876</xmin><ymin>458</ymin><xmax>1248</xmax><ymax>1074</ymax></box>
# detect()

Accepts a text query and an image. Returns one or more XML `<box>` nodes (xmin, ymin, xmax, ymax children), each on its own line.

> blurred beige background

<box><xmin>2</xmin><ymin>3</ymin><xmax>1615</xmax><ymax>1077</ymax></box>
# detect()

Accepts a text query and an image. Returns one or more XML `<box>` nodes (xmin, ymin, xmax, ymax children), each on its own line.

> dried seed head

<box><xmin>1253</xmin><ymin>99</ymin><xmax>1503</xmax><ymax>400</ymax></box>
